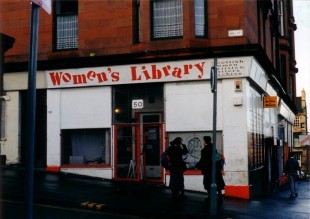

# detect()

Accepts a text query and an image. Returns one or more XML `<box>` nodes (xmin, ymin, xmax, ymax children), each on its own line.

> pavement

<box><xmin>1</xmin><ymin>166</ymin><xmax>310</xmax><ymax>219</ymax></box>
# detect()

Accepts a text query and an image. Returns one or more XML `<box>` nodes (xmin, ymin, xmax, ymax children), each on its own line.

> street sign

<box><xmin>31</xmin><ymin>0</ymin><xmax>51</xmax><ymax>14</ymax></box>
<box><xmin>132</xmin><ymin>99</ymin><xmax>144</xmax><ymax>109</ymax></box>
<box><xmin>210</xmin><ymin>67</ymin><xmax>216</xmax><ymax>93</ymax></box>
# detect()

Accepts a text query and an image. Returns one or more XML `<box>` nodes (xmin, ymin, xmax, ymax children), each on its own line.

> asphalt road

<box><xmin>1</xmin><ymin>199</ymin><xmax>150</xmax><ymax>219</ymax></box>
<box><xmin>1</xmin><ymin>167</ymin><xmax>310</xmax><ymax>219</ymax></box>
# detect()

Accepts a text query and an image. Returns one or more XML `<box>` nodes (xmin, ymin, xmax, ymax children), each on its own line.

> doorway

<box><xmin>114</xmin><ymin>113</ymin><xmax>164</xmax><ymax>183</ymax></box>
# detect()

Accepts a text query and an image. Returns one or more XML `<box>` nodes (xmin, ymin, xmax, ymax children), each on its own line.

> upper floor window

<box><xmin>53</xmin><ymin>0</ymin><xmax>78</xmax><ymax>50</ymax></box>
<box><xmin>152</xmin><ymin>0</ymin><xmax>183</xmax><ymax>39</ymax></box>
<box><xmin>195</xmin><ymin>0</ymin><xmax>207</xmax><ymax>37</ymax></box>
<box><xmin>294</xmin><ymin>117</ymin><xmax>300</xmax><ymax>127</ymax></box>
<box><xmin>133</xmin><ymin>0</ymin><xmax>140</xmax><ymax>44</ymax></box>
<box><xmin>278</xmin><ymin>0</ymin><xmax>285</xmax><ymax>36</ymax></box>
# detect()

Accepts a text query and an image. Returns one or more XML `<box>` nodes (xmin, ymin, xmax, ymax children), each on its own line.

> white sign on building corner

<box><xmin>31</xmin><ymin>0</ymin><xmax>52</xmax><ymax>14</ymax></box>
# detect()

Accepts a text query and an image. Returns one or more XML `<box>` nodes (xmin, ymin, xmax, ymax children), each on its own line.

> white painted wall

<box><xmin>222</xmin><ymin>79</ymin><xmax>248</xmax><ymax>185</ymax></box>
<box><xmin>3</xmin><ymin>71</ymin><xmax>46</xmax><ymax>91</ymax></box>
<box><xmin>60</xmin><ymin>87</ymin><xmax>112</xmax><ymax>129</ymax></box>
<box><xmin>47</xmin><ymin>89</ymin><xmax>61</xmax><ymax>166</ymax></box>
<box><xmin>165</xmin><ymin>81</ymin><xmax>223</xmax><ymax>131</ymax></box>
<box><xmin>61</xmin><ymin>168</ymin><xmax>113</xmax><ymax>179</ymax></box>
<box><xmin>1</xmin><ymin>91</ymin><xmax>20</xmax><ymax>163</ymax></box>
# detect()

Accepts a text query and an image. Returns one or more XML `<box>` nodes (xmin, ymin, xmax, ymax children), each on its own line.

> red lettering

<box><xmin>49</xmin><ymin>72</ymin><xmax>63</xmax><ymax>86</ymax></box>
<box><xmin>111</xmin><ymin>72</ymin><xmax>119</xmax><ymax>82</ymax></box>
<box><xmin>142</xmin><ymin>66</ymin><xmax>151</xmax><ymax>80</ymax></box>
<box><xmin>151</xmin><ymin>65</ymin><xmax>162</xmax><ymax>79</ymax></box>
<box><xmin>162</xmin><ymin>65</ymin><xmax>171</xmax><ymax>77</ymax></box>
<box><xmin>183</xmin><ymin>64</ymin><xmax>193</xmax><ymax>74</ymax></box>
<box><xmin>131</xmin><ymin>66</ymin><xmax>141</xmax><ymax>80</ymax></box>
<box><xmin>97</xmin><ymin>72</ymin><xmax>108</xmax><ymax>83</ymax></box>
<box><xmin>72</xmin><ymin>74</ymin><xmax>87</xmax><ymax>84</ymax></box>
<box><xmin>87</xmin><ymin>71</ymin><xmax>97</xmax><ymax>81</ymax></box>
<box><xmin>62</xmin><ymin>73</ymin><xmax>71</xmax><ymax>83</ymax></box>
<box><xmin>172</xmin><ymin>67</ymin><xmax>182</xmax><ymax>78</ymax></box>
<box><xmin>194</xmin><ymin>62</ymin><xmax>205</xmax><ymax>78</ymax></box>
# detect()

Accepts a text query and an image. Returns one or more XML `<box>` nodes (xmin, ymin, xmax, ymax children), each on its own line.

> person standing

<box><xmin>285</xmin><ymin>152</ymin><xmax>301</xmax><ymax>198</ymax></box>
<box><xmin>196</xmin><ymin>136</ymin><xmax>225</xmax><ymax>204</ymax></box>
<box><xmin>166</xmin><ymin>137</ymin><xmax>188</xmax><ymax>200</ymax></box>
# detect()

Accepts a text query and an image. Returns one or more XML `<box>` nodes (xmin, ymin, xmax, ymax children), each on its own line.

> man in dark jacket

<box><xmin>285</xmin><ymin>152</ymin><xmax>301</xmax><ymax>198</ymax></box>
<box><xmin>196</xmin><ymin>136</ymin><xmax>225</xmax><ymax>204</ymax></box>
<box><xmin>166</xmin><ymin>137</ymin><xmax>188</xmax><ymax>200</ymax></box>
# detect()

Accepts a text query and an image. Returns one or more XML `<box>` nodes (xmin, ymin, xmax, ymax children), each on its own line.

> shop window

<box><xmin>168</xmin><ymin>132</ymin><xmax>223</xmax><ymax>170</ymax></box>
<box><xmin>53</xmin><ymin>0</ymin><xmax>78</xmax><ymax>50</ymax></box>
<box><xmin>151</xmin><ymin>0</ymin><xmax>183</xmax><ymax>39</ymax></box>
<box><xmin>195</xmin><ymin>0</ymin><xmax>207</xmax><ymax>37</ymax></box>
<box><xmin>248</xmin><ymin>89</ymin><xmax>264</xmax><ymax>170</ymax></box>
<box><xmin>61</xmin><ymin>128</ymin><xmax>110</xmax><ymax>165</ymax></box>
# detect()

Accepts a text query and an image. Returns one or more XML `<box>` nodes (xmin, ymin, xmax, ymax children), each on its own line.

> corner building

<box><xmin>0</xmin><ymin>0</ymin><xmax>298</xmax><ymax>199</ymax></box>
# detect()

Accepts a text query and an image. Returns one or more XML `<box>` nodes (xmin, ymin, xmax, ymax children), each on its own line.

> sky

<box><xmin>294</xmin><ymin>0</ymin><xmax>310</xmax><ymax>133</ymax></box>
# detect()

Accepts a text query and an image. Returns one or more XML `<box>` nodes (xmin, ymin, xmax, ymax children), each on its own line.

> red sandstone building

<box><xmin>0</xmin><ymin>0</ymin><xmax>298</xmax><ymax>199</ymax></box>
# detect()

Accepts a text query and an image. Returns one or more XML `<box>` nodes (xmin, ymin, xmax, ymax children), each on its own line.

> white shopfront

<box><xmin>2</xmin><ymin>56</ymin><xmax>295</xmax><ymax>198</ymax></box>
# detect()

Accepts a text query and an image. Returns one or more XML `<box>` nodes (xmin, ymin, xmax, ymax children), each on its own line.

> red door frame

<box><xmin>137</xmin><ymin>112</ymin><xmax>165</xmax><ymax>183</ymax></box>
<box><xmin>113</xmin><ymin>113</ymin><xmax>165</xmax><ymax>183</ymax></box>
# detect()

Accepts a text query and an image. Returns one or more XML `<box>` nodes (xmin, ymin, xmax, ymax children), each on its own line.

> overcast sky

<box><xmin>294</xmin><ymin>0</ymin><xmax>310</xmax><ymax>132</ymax></box>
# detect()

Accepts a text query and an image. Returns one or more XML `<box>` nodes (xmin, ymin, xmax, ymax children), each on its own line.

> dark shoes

<box><xmin>289</xmin><ymin>193</ymin><xmax>298</xmax><ymax>199</ymax></box>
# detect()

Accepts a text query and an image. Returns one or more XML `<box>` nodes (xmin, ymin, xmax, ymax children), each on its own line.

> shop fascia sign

<box><xmin>45</xmin><ymin>57</ymin><xmax>252</xmax><ymax>88</ymax></box>
<box><xmin>263</xmin><ymin>96</ymin><xmax>278</xmax><ymax>108</ymax></box>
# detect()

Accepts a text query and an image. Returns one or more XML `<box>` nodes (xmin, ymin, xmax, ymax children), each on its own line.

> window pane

<box><xmin>62</xmin><ymin>128</ymin><xmax>110</xmax><ymax>165</ymax></box>
<box><xmin>56</xmin><ymin>15</ymin><xmax>78</xmax><ymax>50</ymax></box>
<box><xmin>195</xmin><ymin>0</ymin><xmax>205</xmax><ymax>37</ymax></box>
<box><xmin>153</xmin><ymin>0</ymin><xmax>183</xmax><ymax>38</ymax></box>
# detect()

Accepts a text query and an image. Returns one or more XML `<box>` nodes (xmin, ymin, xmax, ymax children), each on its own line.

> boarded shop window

<box><xmin>151</xmin><ymin>0</ymin><xmax>183</xmax><ymax>39</ymax></box>
<box><xmin>53</xmin><ymin>0</ymin><xmax>78</xmax><ymax>50</ymax></box>
<box><xmin>61</xmin><ymin>128</ymin><xmax>110</xmax><ymax>165</ymax></box>
<box><xmin>194</xmin><ymin>0</ymin><xmax>207</xmax><ymax>37</ymax></box>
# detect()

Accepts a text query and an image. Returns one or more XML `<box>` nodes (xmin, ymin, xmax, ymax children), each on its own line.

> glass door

<box><xmin>113</xmin><ymin>113</ymin><xmax>164</xmax><ymax>183</ymax></box>
<box><xmin>140</xmin><ymin>113</ymin><xmax>164</xmax><ymax>183</ymax></box>
<box><xmin>114</xmin><ymin>124</ymin><xmax>140</xmax><ymax>181</ymax></box>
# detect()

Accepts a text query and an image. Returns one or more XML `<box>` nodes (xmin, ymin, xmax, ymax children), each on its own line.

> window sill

<box><xmin>61</xmin><ymin>164</ymin><xmax>111</xmax><ymax>168</ymax></box>
<box><xmin>165</xmin><ymin>170</ymin><xmax>202</xmax><ymax>175</ymax></box>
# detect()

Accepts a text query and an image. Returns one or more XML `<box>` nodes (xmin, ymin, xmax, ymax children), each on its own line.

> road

<box><xmin>1</xmin><ymin>167</ymin><xmax>309</xmax><ymax>219</ymax></box>
<box><xmin>1</xmin><ymin>199</ymin><xmax>146</xmax><ymax>219</ymax></box>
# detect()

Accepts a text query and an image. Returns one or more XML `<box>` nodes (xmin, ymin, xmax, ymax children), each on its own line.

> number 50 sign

<box><xmin>132</xmin><ymin>99</ymin><xmax>144</xmax><ymax>109</ymax></box>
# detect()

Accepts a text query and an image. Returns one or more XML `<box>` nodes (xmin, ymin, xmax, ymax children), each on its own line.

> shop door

<box><xmin>114</xmin><ymin>113</ymin><xmax>164</xmax><ymax>183</ymax></box>
<box><xmin>140</xmin><ymin>113</ymin><xmax>164</xmax><ymax>182</ymax></box>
